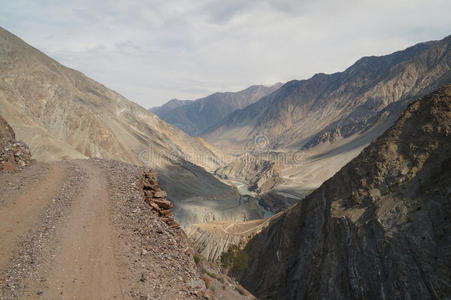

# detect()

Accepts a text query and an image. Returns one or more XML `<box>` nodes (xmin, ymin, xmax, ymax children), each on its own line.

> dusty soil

<box><xmin>0</xmin><ymin>159</ymin><xmax>209</xmax><ymax>300</ymax></box>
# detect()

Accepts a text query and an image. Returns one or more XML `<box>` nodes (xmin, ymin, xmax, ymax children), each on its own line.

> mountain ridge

<box><xmin>202</xmin><ymin>35</ymin><xmax>451</xmax><ymax>153</ymax></box>
<box><xmin>150</xmin><ymin>83</ymin><xmax>283</xmax><ymax>136</ymax></box>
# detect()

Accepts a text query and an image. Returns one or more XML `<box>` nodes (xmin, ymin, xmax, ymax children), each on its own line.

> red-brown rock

<box><xmin>153</xmin><ymin>190</ymin><xmax>167</xmax><ymax>199</ymax></box>
<box><xmin>154</xmin><ymin>199</ymin><xmax>172</xmax><ymax>209</ymax></box>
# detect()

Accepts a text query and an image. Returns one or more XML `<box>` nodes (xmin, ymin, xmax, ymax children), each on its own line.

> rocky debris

<box><xmin>94</xmin><ymin>159</ymin><xmax>205</xmax><ymax>299</ymax></box>
<box><xmin>94</xmin><ymin>159</ymin><xmax>254</xmax><ymax>299</ymax></box>
<box><xmin>141</xmin><ymin>169</ymin><xmax>180</xmax><ymax>229</ymax></box>
<box><xmin>0</xmin><ymin>116</ymin><xmax>31</xmax><ymax>172</ymax></box>
<box><xmin>236</xmin><ymin>86</ymin><xmax>451</xmax><ymax>299</ymax></box>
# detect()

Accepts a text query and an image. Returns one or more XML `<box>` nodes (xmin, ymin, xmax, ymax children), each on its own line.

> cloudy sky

<box><xmin>1</xmin><ymin>0</ymin><xmax>450</xmax><ymax>108</ymax></box>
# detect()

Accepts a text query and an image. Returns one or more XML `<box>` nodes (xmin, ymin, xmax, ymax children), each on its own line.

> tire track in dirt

<box><xmin>0</xmin><ymin>163</ymin><xmax>66</xmax><ymax>268</ymax></box>
<box><xmin>43</xmin><ymin>160</ymin><xmax>126</xmax><ymax>299</ymax></box>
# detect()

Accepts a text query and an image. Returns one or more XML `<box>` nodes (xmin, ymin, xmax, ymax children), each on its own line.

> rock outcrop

<box><xmin>97</xmin><ymin>158</ymin><xmax>255</xmax><ymax>299</ymax></box>
<box><xmin>142</xmin><ymin>169</ymin><xmax>180</xmax><ymax>229</ymax></box>
<box><xmin>237</xmin><ymin>86</ymin><xmax>451</xmax><ymax>299</ymax></box>
<box><xmin>0</xmin><ymin>115</ymin><xmax>31</xmax><ymax>172</ymax></box>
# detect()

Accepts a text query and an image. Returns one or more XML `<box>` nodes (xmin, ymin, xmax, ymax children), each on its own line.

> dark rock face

<box><xmin>0</xmin><ymin>115</ymin><xmax>31</xmax><ymax>172</ymax></box>
<box><xmin>238</xmin><ymin>86</ymin><xmax>451</xmax><ymax>299</ymax></box>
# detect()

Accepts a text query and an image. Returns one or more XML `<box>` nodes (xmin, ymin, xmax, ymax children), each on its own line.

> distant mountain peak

<box><xmin>150</xmin><ymin>82</ymin><xmax>283</xmax><ymax>136</ymax></box>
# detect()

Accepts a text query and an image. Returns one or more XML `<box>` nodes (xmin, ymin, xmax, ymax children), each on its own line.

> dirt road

<box><xmin>0</xmin><ymin>160</ymin><xmax>127</xmax><ymax>299</ymax></box>
<box><xmin>0</xmin><ymin>159</ymin><xmax>207</xmax><ymax>300</ymax></box>
<box><xmin>44</xmin><ymin>160</ymin><xmax>125</xmax><ymax>299</ymax></box>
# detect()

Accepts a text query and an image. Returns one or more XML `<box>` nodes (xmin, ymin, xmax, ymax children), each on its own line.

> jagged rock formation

<box><xmin>0</xmin><ymin>115</ymin><xmax>31</xmax><ymax>172</ymax></box>
<box><xmin>215</xmin><ymin>153</ymin><xmax>282</xmax><ymax>194</ymax></box>
<box><xmin>151</xmin><ymin>83</ymin><xmax>282</xmax><ymax>136</ymax></box>
<box><xmin>236</xmin><ymin>86</ymin><xmax>451</xmax><ymax>299</ymax></box>
<box><xmin>203</xmin><ymin>35</ymin><xmax>451</xmax><ymax>154</ymax></box>
<box><xmin>141</xmin><ymin>169</ymin><xmax>180</xmax><ymax>228</ymax></box>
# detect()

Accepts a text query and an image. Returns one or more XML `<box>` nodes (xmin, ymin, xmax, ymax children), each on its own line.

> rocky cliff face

<box><xmin>237</xmin><ymin>86</ymin><xmax>451</xmax><ymax>299</ymax></box>
<box><xmin>203</xmin><ymin>35</ymin><xmax>451</xmax><ymax>154</ymax></box>
<box><xmin>151</xmin><ymin>83</ymin><xmax>282</xmax><ymax>136</ymax></box>
<box><xmin>0</xmin><ymin>115</ymin><xmax>31</xmax><ymax>172</ymax></box>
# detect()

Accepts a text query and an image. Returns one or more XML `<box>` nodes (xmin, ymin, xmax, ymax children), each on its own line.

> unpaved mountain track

<box><xmin>0</xmin><ymin>159</ymin><xmax>206</xmax><ymax>300</ymax></box>
<box><xmin>0</xmin><ymin>163</ymin><xmax>65</xmax><ymax>268</ymax></box>
<box><xmin>0</xmin><ymin>160</ymin><xmax>129</xmax><ymax>299</ymax></box>
<box><xmin>43</xmin><ymin>160</ymin><xmax>126</xmax><ymax>299</ymax></box>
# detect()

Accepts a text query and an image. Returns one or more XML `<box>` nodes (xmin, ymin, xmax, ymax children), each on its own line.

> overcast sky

<box><xmin>1</xmin><ymin>0</ymin><xmax>450</xmax><ymax>108</ymax></box>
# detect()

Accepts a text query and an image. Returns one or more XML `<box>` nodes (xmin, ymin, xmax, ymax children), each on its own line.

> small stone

<box><xmin>154</xmin><ymin>199</ymin><xmax>172</xmax><ymax>209</ymax></box>
<box><xmin>153</xmin><ymin>191</ymin><xmax>167</xmax><ymax>199</ymax></box>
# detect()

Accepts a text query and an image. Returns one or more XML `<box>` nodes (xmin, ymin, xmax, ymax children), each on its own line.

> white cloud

<box><xmin>1</xmin><ymin>0</ymin><xmax>450</xmax><ymax>108</ymax></box>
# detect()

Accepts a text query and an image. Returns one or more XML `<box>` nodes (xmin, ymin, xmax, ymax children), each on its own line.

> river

<box><xmin>229</xmin><ymin>180</ymin><xmax>274</xmax><ymax>219</ymax></box>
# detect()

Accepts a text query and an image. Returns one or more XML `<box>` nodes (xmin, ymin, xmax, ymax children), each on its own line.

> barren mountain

<box><xmin>237</xmin><ymin>86</ymin><xmax>451</xmax><ymax>299</ymax></box>
<box><xmin>203</xmin><ymin>35</ymin><xmax>451</xmax><ymax>153</ymax></box>
<box><xmin>151</xmin><ymin>83</ymin><xmax>282</xmax><ymax>136</ymax></box>
<box><xmin>150</xmin><ymin>98</ymin><xmax>192</xmax><ymax>115</ymax></box>
<box><xmin>199</xmin><ymin>35</ymin><xmax>451</xmax><ymax>203</ymax></box>
<box><xmin>0</xmin><ymin>27</ymin><xmax>266</xmax><ymax>226</ymax></box>
<box><xmin>0</xmin><ymin>27</ymin><xmax>224</xmax><ymax>170</ymax></box>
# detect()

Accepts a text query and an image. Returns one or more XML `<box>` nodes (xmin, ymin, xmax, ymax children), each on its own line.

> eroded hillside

<box><xmin>237</xmin><ymin>85</ymin><xmax>451</xmax><ymax>299</ymax></box>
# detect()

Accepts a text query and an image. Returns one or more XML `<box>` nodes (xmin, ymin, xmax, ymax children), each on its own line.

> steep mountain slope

<box><xmin>203</xmin><ymin>35</ymin><xmax>451</xmax><ymax>153</ymax></box>
<box><xmin>237</xmin><ymin>86</ymin><xmax>451</xmax><ymax>299</ymax></box>
<box><xmin>0</xmin><ymin>27</ymin><xmax>265</xmax><ymax>226</ymax></box>
<box><xmin>0</xmin><ymin>26</ymin><xmax>223</xmax><ymax>170</ymax></box>
<box><xmin>151</xmin><ymin>83</ymin><xmax>282</xmax><ymax>136</ymax></box>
